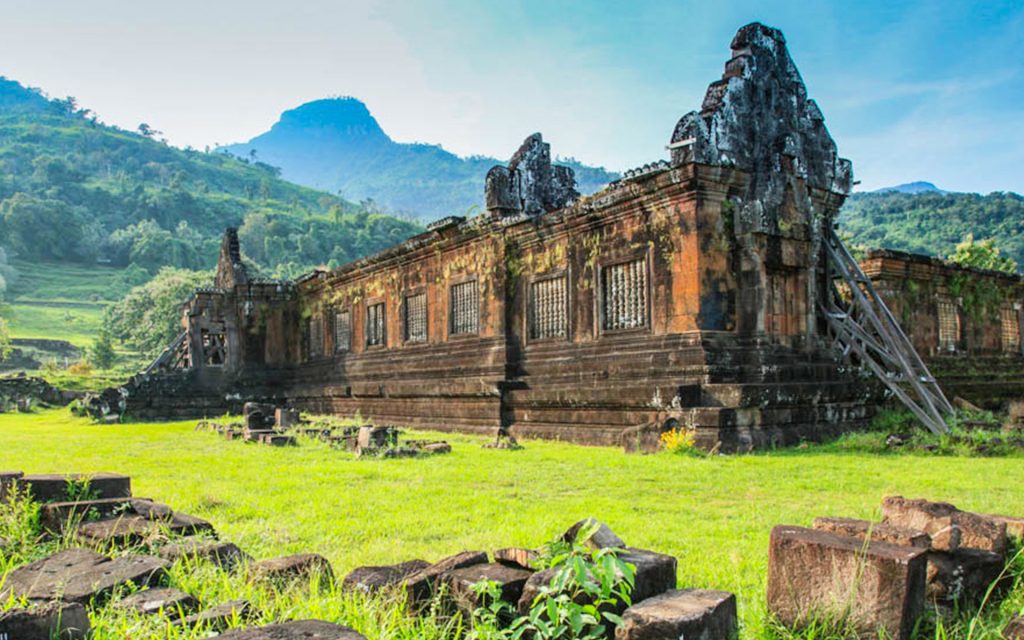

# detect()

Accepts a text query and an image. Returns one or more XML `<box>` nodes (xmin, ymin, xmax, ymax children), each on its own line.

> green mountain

<box><xmin>0</xmin><ymin>77</ymin><xmax>422</xmax><ymax>279</ymax></box>
<box><xmin>838</xmin><ymin>189</ymin><xmax>1024</xmax><ymax>268</ymax></box>
<box><xmin>222</xmin><ymin>97</ymin><xmax>620</xmax><ymax>221</ymax></box>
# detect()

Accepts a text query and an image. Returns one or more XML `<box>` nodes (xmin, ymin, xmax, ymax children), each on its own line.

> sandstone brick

<box><xmin>341</xmin><ymin>559</ymin><xmax>430</xmax><ymax>594</ymax></box>
<box><xmin>405</xmin><ymin>551</ymin><xmax>488</xmax><ymax>606</ymax></box>
<box><xmin>615</xmin><ymin>588</ymin><xmax>737</xmax><ymax>640</ymax></box>
<box><xmin>493</xmin><ymin>547</ymin><xmax>539</xmax><ymax>570</ymax></box>
<box><xmin>926</xmin><ymin>548</ymin><xmax>1006</xmax><ymax>605</ymax></box>
<box><xmin>767</xmin><ymin>525</ymin><xmax>927</xmax><ymax>640</ymax></box>
<box><xmin>114</xmin><ymin>587</ymin><xmax>198</xmax><ymax>619</ymax></box>
<box><xmin>76</xmin><ymin>511</ymin><xmax>215</xmax><ymax>547</ymax></box>
<box><xmin>444</xmin><ymin>562</ymin><xmax>533</xmax><ymax>616</ymax></box>
<box><xmin>978</xmin><ymin>512</ymin><xmax>1024</xmax><ymax>540</ymax></box>
<box><xmin>881</xmin><ymin>496</ymin><xmax>1008</xmax><ymax>555</ymax></box>
<box><xmin>159</xmin><ymin>539</ymin><xmax>252</xmax><ymax>571</ymax></box>
<box><xmin>251</xmin><ymin>554</ymin><xmax>335</xmax><ymax>587</ymax></box>
<box><xmin>0</xmin><ymin>601</ymin><xmax>90</xmax><ymax>639</ymax></box>
<box><xmin>215</xmin><ymin>620</ymin><xmax>367</xmax><ymax>639</ymax></box>
<box><xmin>177</xmin><ymin>600</ymin><xmax>255</xmax><ymax>632</ymax></box>
<box><xmin>0</xmin><ymin>548</ymin><xmax>169</xmax><ymax>604</ymax></box>
<box><xmin>563</xmin><ymin>518</ymin><xmax>626</xmax><ymax>550</ymax></box>
<box><xmin>20</xmin><ymin>472</ymin><xmax>131</xmax><ymax>503</ymax></box>
<box><xmin>0</xmin><ymin>470</ymin><xmax>23</xmax><ymax>502</ymax></box>
<box><xmin>812</xmin><ymin>517</ymin><xmax>930</xmax><ymax>548</ymax></box>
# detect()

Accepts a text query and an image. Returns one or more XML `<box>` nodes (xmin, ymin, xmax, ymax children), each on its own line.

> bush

<box><xmin>66</xmin><ymin>361</ymin><xmax>94</xmax><ymax>375</ymax></box>
<box><xmin>660</xmin><ymin>427</ymin><xmax>699</xmax><ymax>456</ymax></box>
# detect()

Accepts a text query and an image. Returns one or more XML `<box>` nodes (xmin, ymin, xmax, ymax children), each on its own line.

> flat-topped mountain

<box><xmin>222</xmin><ymin>97</ymin><xmax>619</xmax><ymax>221</ymax></box>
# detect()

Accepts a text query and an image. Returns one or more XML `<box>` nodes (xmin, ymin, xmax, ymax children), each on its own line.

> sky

<box><xmin>0</xmin><ymin>0</ymin><xmax>1022</xmax><ymax>193</ymax></box>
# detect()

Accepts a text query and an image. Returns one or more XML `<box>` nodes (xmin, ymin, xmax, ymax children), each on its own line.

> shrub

<box><xmin>66</xmin><ymin>361</ymin><xmax>94</xmax><ymax>375</ymax></box>
<box><xmin>660</xmin><ymin>427</ymin><xmax>699</xmax><ymax>456</ymax></box>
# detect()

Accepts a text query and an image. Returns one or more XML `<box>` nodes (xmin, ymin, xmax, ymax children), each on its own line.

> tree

<box><xmin>137</xmin><ymin>123</ymin><xmax>161</xmax><ymax>138</ymax></box>
<box><xmin>88</xmin><ymin>328</ymin><xmax>116</xmax><ymax>369</ymax></box>
<box><xmin>105</xmin><ymin>267</ymin><xmax>212</xmax><ymax>356</ymax></box>
<box><xmin>948</xmin><ymin>234</ymin><xmax>1018</xmax><ymax>274</ymax></box>
<box><xmin>0</xmin><ymin>318</ymin><xmax>10</xmax><ymax>362</ymax></box>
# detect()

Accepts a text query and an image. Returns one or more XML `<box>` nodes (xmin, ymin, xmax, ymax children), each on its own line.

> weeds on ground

<box><xmin>660</xmin><ymin>427</ymin><xmax>703</xmax><ymax>457</ymax></box>
<box><xmin>468</xmin><ymin>520</ymin><xmax>636</xmax><ymax>640</ymax></box>
<box><xmin>825</xmin><ymin>409</ymin><xmax>1023</xmax><ymax>457</ymax></box>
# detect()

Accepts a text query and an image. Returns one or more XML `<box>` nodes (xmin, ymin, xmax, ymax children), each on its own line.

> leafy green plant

<box><xmin>63</xmin><ymin>476</ymin><xmax>100</xmax><ymax>503</ymax></box>
<box><xmin>468</xmin><ymin>521</ymin><xmax>636</xmax><ymax>640</ymax></box>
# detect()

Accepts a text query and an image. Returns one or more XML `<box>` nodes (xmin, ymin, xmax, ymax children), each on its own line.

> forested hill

<box><xmin>0</xmin><ymin>77</ymin><xmax>422</xmax><ymax>280</ymax></box>
<box><xmin>221</xmin><ymin>97</ymin><xmax>620</xmax><ymax>222</ymax></box>
<box><xmin>838</xmin><ymin>190</ymin><xmax>1024</xmax><ymax>267</ymax></box>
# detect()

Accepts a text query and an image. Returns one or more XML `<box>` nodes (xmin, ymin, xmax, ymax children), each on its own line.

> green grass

<box><xmin>8</xmin><ymin>259</ymin><xmax>132</xmax><ymax>304</ymax></box>
<box><xmin>2</xmin><ymin>301</ymin><xmax>106</xmax><ymax>347</ymax></box>
<box><xmin>2</xmin><ymin>409</ymin><xmax>1023</xmax><ymax>638</ymax></box>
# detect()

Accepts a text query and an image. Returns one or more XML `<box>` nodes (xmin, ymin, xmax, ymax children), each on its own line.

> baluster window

<box><xmin>529</xmin><ymin>276</ymin><xmax>567</xmax><ymax>340</ymax></box>
<box><xmin>601</xmin><ymin>259</ymin><xmax>648</xmax><ymax>331</ymax></box>
<box><xmin>450</xmin><ymin>281</ymin><xmax>479</xmax><ymax>335</ymax></box>
<box><xmin>366</xmin><ymin>302</ymin><xmax>386</xmax><ymax>347</ymax></box>
<box><xmin>334</xmin><ymin>309</ymin><xmax>351</xmax><ymax>353</ymax></box>
<box><xmin>404</xmin><ymin>293</ymin><xmax>427</xmax><ymax>343</ymax></box>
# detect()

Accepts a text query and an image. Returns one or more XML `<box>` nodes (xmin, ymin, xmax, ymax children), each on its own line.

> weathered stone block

<box><xmin>518</xmin><ymin>548</ymin><xmax>676</xmax><ymax>616</ymax></box>
<box><xmin>215</xmin><ymin>620</ymin><xmax>367</xmax><ymax>639</ymax></box>
<box><xmin>251</xmin><ymin>554</ymin><xmax>335</xmax><ymax>587</ymax></box>
<box><xmin>20</xmin><ymin>473</ymin><xmax>131</xmax><ymax>503</ymax></box>
<box><xmin>159</xmin><ymin>539</ymin><xmax>252</xmax><ymax>571</ymax></box>
<box><xmin>0</xmin><ymin>601</ymin><xmax>90</xmax><ymax>639</ymax></box>
<box><xmin>615</xmin><ymin>588</ymin><xmax>737</xmax><ymax>640</ymax></box>
<box><xmin>76</xmin><ymin>511</ymin><xmax>215</xmax><ymax>547</ymax></box>
<box><xmin>405</xmin><ymin>551</ymin><xmax>489</xmax><ymax>606</ymax></box>
<box><xmin>0</xmin><ymin>548</ymin><xmax>170</xmax><ymax>604</ymax></box>
<box><xmin>114</xmin><ymin>587</ymin><xmax>198</xmax><ymax>619</ymax></box>
<box><xmin>978</xmin><ymin>512</ymin><xmax>1024</xmax><ymax>540</ymax></box>
<box><xmin>493</xmin><ymin>547</ymin><xmax>538</xmax><ymax>570</ymax></box>
<box><xmin>275</xmin><ymin>408</ymin><xmax>301</xmax><ymax>429</ymax></box>
<box><xmin>812</xmin><ymin>517</ymin><xmax>930</xmax><ymax>548</ymax></box>
<box><xmin>177</xmin><ymin>600</ymin><xmax>255</xmax><ymax>632</ymax></box>
<box><xmin>341</xmin><ymin>559</ymin><xmax>430</xmax><ymax>593</ymax></box>
<box><xmin>881</xmin><ymin>496</ymin><xmax>1007</xmax><ymax>555</ymax></box>
<box><xmin>926</xmin><ymin>548</ymin><xmax>1006</xmax><ymax>605</ymax></box>
<box><xmin>1004</xmin><ymin>615</ymin><xmax>1024</xmax><ymax>640</ymax></box>
<box><xmin>563</xmin><ymin>518</ymin><xmax>626</xmax><ymax>550</ymax></box>
<box><xmin>767</xmin><ymin>525</ymin><xmax>927</xmax><ymax>640</ymax></box>
<box><xmin>0</xmin><ymin>470</ymin><xmax>23</xmax><ymax>502</ymax></box>
<box><xmin>444</xmin><ymin>562</ymin><xmax>533</xmax><ymax>616</ymax></box>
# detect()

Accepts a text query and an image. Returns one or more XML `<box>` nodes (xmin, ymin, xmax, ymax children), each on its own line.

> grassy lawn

<box><xmin>2</xmin><ymin>301</ymin><xmax>106</xmax><ymax>347</ymax></box>
<box><xmin>1</xmin><ymin>409</ymin><xmax>1022</xmax><ymax>638</ymax></box>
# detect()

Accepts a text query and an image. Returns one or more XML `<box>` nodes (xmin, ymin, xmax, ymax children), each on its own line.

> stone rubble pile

<box><xmin>342</xmin><ymin>518</ymin><xmax>738</xmax><ymax>640</ymax></box>
<box><xmin>0</xmin><ymin>374</ymin><xmax>75</xmax><ymax>414</ymax></box>
<box><xmin>767</xmin><ymin>495</ymin><xmax>1024</xmax><ymax>639</ymax></box>
<box><xmin>196</xmin><ymin>403</ymin><xmax>452</xmax><ymax>457</ymax></box>
<box><xmin>0</xmin><ymin>470</ymin><xmax>363</xmax><ymax>640</ymax></box>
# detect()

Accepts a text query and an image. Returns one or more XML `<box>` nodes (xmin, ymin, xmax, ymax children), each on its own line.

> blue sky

<box><xmin>0</xmin><ymin>0</ymin><xmax>1021</xmax><ymax>193</ymax></box>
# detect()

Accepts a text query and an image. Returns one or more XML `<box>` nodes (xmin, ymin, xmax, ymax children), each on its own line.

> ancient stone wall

<box><xmin>861</xmin><ymin>248</ymin><xmax>1024</xmax><ymax>407</ymax></box>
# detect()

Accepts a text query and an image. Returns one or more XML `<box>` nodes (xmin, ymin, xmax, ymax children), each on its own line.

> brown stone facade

<box><xmin>861</xmin><ymin>249</ymin><xmax>1024</xmax><ymax>407</ymax></box>
<box><xmin>126</xmin><ymin>23</ymin><xmax>883</xmax><ymax>450</ymax></box>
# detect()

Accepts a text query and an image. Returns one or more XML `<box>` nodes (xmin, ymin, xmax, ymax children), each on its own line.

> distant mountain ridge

<box><xmin>222</xmin><ymin>97</ymin><xmax>620</xmax><ymax>221</ymax></box>
<box><xmin>871</xmin><ymin>181</ymin><xmax>947</xmax><ymax>195</ymax></box>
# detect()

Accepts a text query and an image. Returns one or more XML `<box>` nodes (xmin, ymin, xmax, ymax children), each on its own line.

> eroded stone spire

<box><xmin>485</xmin><ymin>133</ymin><xmax>578</xmax><ymax>217</ymax></box>
<box><xmin>214</xmin><ymin>228</ymin><xmax>249</xmax><ymax>289</ymax></box>
<box><xmin>669</xmin><ymin>22</ymin><xmax>852</xmax><ymax>227</ymax></box>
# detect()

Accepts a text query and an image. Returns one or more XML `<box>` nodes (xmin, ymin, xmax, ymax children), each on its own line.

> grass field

<box><xmin>1</xmin><ymin>409</ymin><xmax>1023</xmax><ymax>638</ymax></box>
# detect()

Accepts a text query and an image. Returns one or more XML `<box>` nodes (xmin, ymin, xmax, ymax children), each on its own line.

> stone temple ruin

<box><xmin>117</xmin><ymin>23</ymin><xmax>1024</xmax><ymax>450</ymax></box>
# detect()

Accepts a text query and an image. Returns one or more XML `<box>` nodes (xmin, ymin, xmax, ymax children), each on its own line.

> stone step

<box><xmin>77</xmin><ymin>511</ymin><xmax>215</xmax><ymax>547</ymax></box>
<box><xmin>700</xmin><ymin>381</ymin><xmax>871</xmax><ymax>407</ymax></box>
<box><xmin>18</xmin><ymin>473</ymin><xmax>131</xmax><ymax>503</ymax></box>
<box><xmin>0</xmin><ymin>548</ymin><xmax>169</xmax><ymax>604</ymax></box>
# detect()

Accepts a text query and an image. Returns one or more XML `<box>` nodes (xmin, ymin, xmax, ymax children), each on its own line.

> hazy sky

<box><xmin>1</xmin><ymin>0</ymin><xmax>1021</xmax><ymax>193</ymax></box>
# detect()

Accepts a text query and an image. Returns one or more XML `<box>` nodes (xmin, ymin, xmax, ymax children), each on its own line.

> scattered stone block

<box><xmin>263</xmin><ymin>434</ymin><xmax>298</xmax><ymax>447</ymax></box>
<box><xmin>615</xmin><ymin>588</ymin><xmax>737</xmax><ymax>640</ymax></box>
<box><xmin>978</xmin><ymin>512</ymin><xmax>1024</xmax><ymax>540</ymax></box>
<box><xmin>341</xmin><ymin>559</ymin><xmax>430</xmax><ymax>594</ymax></box>
<box><xmin>405</xmin><ymin>551</ymin><xmax>489</xmax><ymax>606</ymax></box>
<box><xmin>927</xmin><ymin>548</ymin><xmax>1006</xmax><ymax>605</ymax></box>
<box><xmin>0</xmin><ymin>470</ymin><xmax>24</xmax><ymax>501</ymax></box>
<box><xmin>618</xmin><ymin>548</ymin><xmax>679</xmax><ymax>604</ymax></box>
<box><xmin>17</xmin><ymin>396</ymin><xmax>32</xmax><ymax>412</ymax></box>
<box><xmin>767</xmin><ymin>525</ymin><xmax>927</xmax><ymax>640</ymax></box>
<box><xmin>493</xmin><ymin>547</ymin><xmax>539</xmax><ymax>570</ymax></box>
<box><xmin>177</xmin><ymin>599</ymin><xmax>255</xmax><ymax>632</ymax></box>
<box><xmin>517</xmin><ymin>567</ymin><xmax>558</xmax><ymax>614</ymax></box>
<box><xmin>445</xmin><ymin>562</ymin><xmax>533</xmax><ymax>616</ymax></box>
<box><xmin>563</xmin><ymin>518</ymin><xmax>626</xmax><ymax>550</ymax></box>
<box><xmin>275</xmin><ymin>408</ymin><xmax>301</xmax><ymax>429</ymax></box>
<box><xmin>812</xmin><ymin>517</ymin><xmax>931</xmax><ymax>548</ymax></box>
<box><xmin>159</xmin><ymin>539</ymin><xmax>252</xmax><ymax>571</ymax></box>
<box><xmin>76</xmin><ymin>511</ymin><xmax>215</xmax><ymax>547</ymax></box>
<box><xmin>20</xmin><ymin>473</ymin><xmax>132</xmax><ymax>503</ymax></box>
<box><xmin>0</xmin><ymin>601</ymin><xmax>90</xmax><ymax>639</ymax></box>
<box><xmin>39</xmin><ymin>497</ymin><xmax>135</xmax><ymax>534</ymax></box>
<box><xmin>131</xmin><ymin>498</ymin><xmax>175</xmax><ymax>520</ymax></box>
<box><xmin>251</xmin><ymin>553</ymin><xmax>335</xmax><ymax>587</ymax></box>
<box><xmin>114</xmin><ymin>587</ymin><xmax>199</xmax><ymax>619</ymax></box>
<box><xmin>419</xmin><ymin>441</ymin><xmax>452</xmax><ymax>455</ymax></box>
<box><xmin>244</xmin><ymin>429</ymin><xmax>276</xmax><ymax>443</ymax></box>
<box><xmin>357</xmin><ymin>426</ymin><xmax>398</xmax><ymax>450</ymax></box>
<box><xmin>216</xmin><ymin>620</ymin><xmax>367</xmax><ymax>639</ymax></box>
<box><xmin>0</xmin><ymin>548</ymin><xmax>170</xmax><ymax>604</ymax></box>
<box><xmin>1004</xmin><ymin>615</ymin><xmax>1024</xmax><ymax>640</ymax></box>
<box><xmin>881</xmin><ymin>496</ymin><xmax>1008</xmax><ymax>555</ymax></box>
